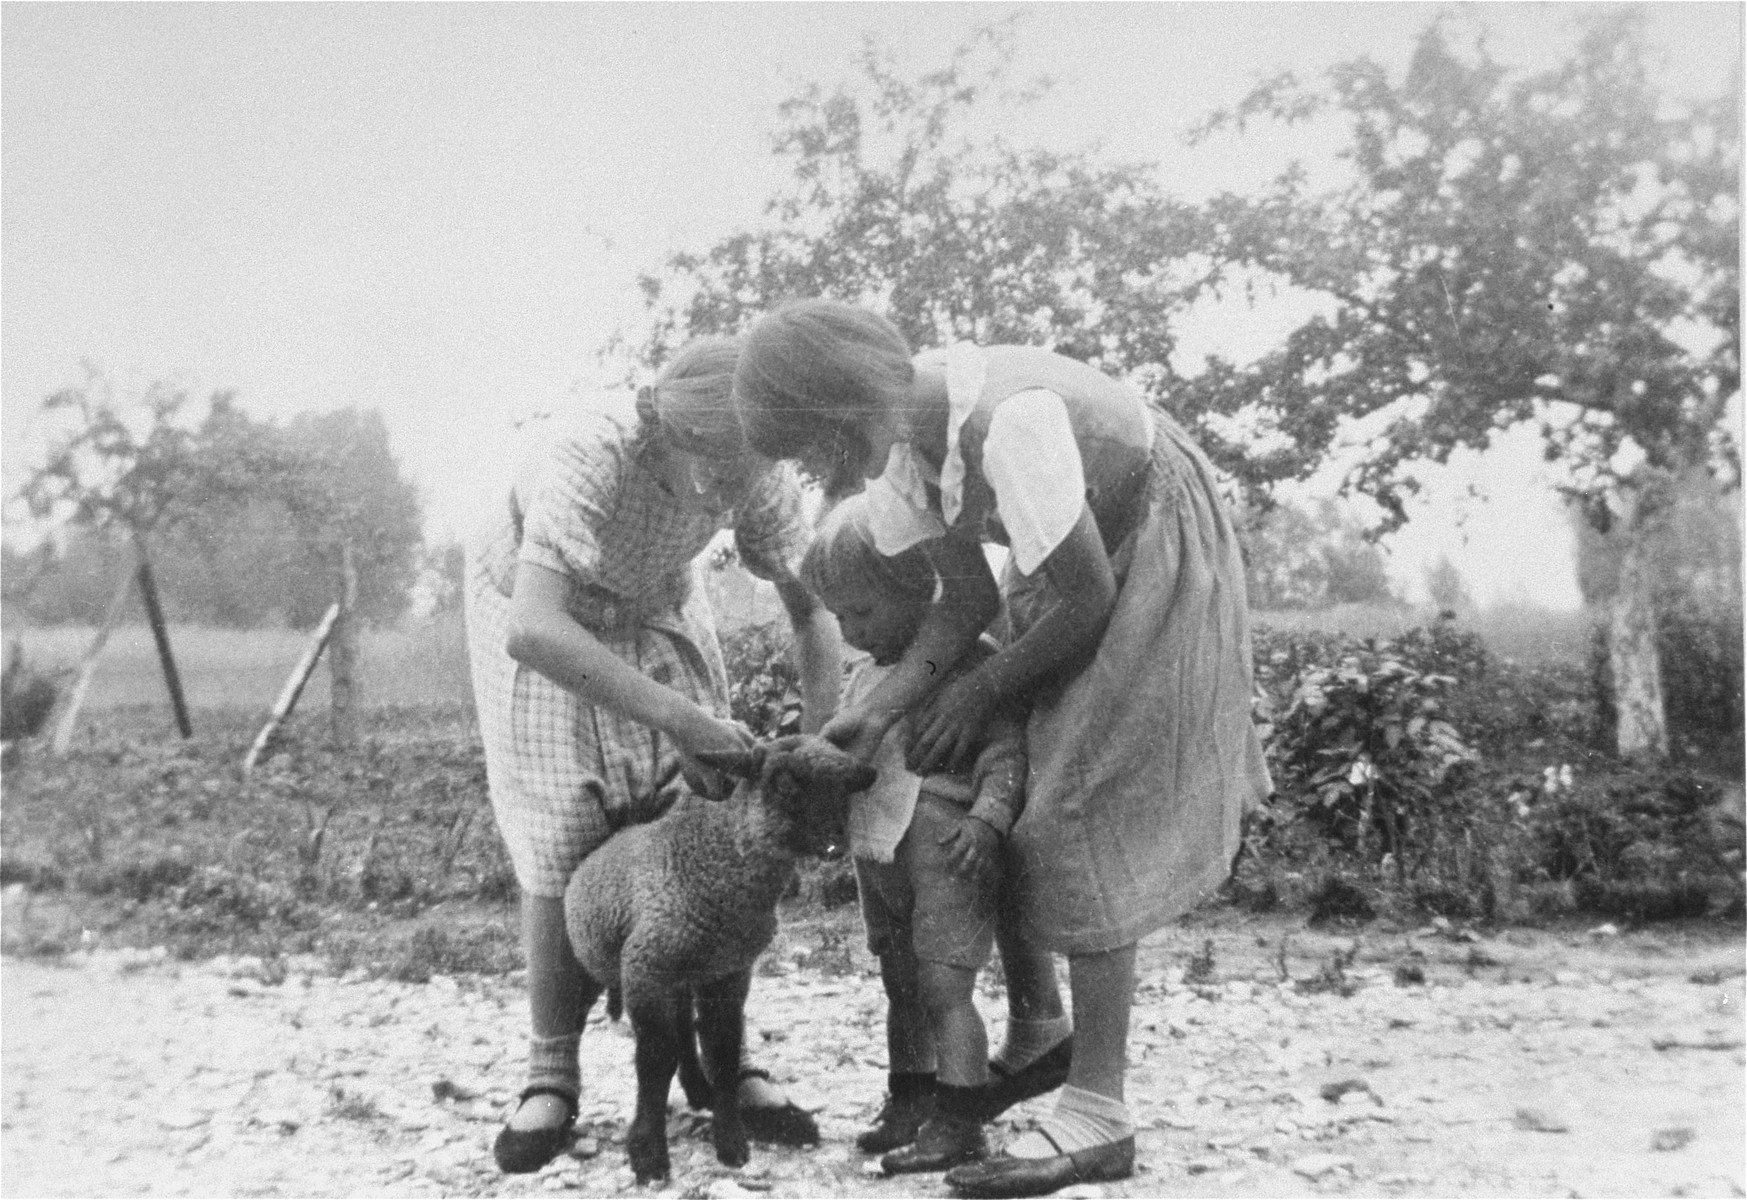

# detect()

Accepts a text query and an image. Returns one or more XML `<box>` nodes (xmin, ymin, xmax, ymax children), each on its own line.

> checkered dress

<box><xmin>464</xmin><ymin>408</ymin><xmax>808</xmax><ymax>897</ymax></box>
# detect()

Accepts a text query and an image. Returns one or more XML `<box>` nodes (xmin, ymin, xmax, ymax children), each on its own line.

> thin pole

<box><xmin>48</xmin><ymin>563</ymin><xmax>136</xmax><ymax>756</ymax></box>
<box><xmin>243</xmin><ymin>602</ymin><xmax>341</xmax><ymax>776</ymax></box>
<box><xmin>132</xmin><ymin>534</ymin><xmax>192</xmax><ymax>738</ymax></box>
<box><xmin>329</xmin><ymin>539</ymin><xmax>359</xmax><ymax>748</ymax></box>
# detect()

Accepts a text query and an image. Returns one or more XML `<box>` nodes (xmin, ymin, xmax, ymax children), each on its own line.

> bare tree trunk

<box><xmin>329</xmin><ymin>540</ymin><xmax>360</xmax><ymax>748</ymax></box>
<box><xmin>1609</xmin><ymin>485</ymin><xmax>1669</xmax><ymax>761</ymax></box>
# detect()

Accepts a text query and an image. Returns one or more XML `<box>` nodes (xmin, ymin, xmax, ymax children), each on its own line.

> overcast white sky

<box><xmin>4</xmin><ymin>2</ymin><xmax>1740</xmax><ymax>608</ymax></box>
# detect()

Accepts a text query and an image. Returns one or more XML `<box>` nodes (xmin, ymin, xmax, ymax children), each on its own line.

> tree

<box><xmin>626</xmin><ymin>20</ymin><xmax>1291</xmax><ymax>499</ymax></box>
<box><xmin>1190</xmin><ymin>12</ymin><xmax>1739</xmax><ymax>757</ymax></box>
<box><xmin>1423</xmin><ymin>555</ymin><xmax>1474</xmax><ymax>613</ymax></box>
<box><xmin>1571</xmin><ymin>470</ymin><xmax>1744</xmax><ymax>763</ymax></box>
<box><xmin>17</xmin><ymin>370</ymin><xmax>266</xmax><ymax>539</ymax></box>
<box><xmin>272</xmin><ymin>409</ymin><xmax>424</xmax><ymax>628</ymax></box>
<box><xmin>1244</xmin><ymin>498</ymin><xmax>1398</xmax><ymax>611</ymax></box>
<box><xmin>419</xmin><ymin>541</ymin><xmax>466</xmax><ymax>617</ymax></box>
<box><xmin>11</xmin><ymin>394</ymin><xmax>424</xmax><ymax>630</ymax></box>
<box><xmin>13</xmin><ymin>371</ymin><xmax>274</xmax><ymax>740</ymax></box>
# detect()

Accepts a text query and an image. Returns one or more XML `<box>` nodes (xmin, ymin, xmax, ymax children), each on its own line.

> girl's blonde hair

<box><xmin>801</xmin><ymin>494</ymin><xmax>934</xmax><ymax>608</ymax></box>
<box><xmin>636</xmin><ymin>336</ymin><xmax>747</xmax><ymax>459</ymax></box>
<box><xmin>733</xmin><ymin>300</ymin><xmax>915</xmax><ymax>463</ymax></box>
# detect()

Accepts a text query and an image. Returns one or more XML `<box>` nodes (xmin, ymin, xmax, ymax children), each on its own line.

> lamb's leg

<box><xmin>675</xmin><ymin>987</ymin><xmax>714</xmax><ymax>1111</ymax></box>
<box><xmin>693</xmin><ymin>969</ymin><xmax>752</xmax><ymax>1168</ymax></box>
<box><xmin>622</xmin><ymin>981</ymin><xmax>681</xmax><ymax>1183</ymax></box>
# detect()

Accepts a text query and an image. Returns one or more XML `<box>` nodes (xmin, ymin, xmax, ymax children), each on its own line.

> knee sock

<box><xmin>1005</xmin><ymin>1085</ymin><xmax>1134</xmax><ymax>1159</ymax></box>
<box><xmin>992</xmin><ymin>1014</ymin><xmax>1073</xmax><ymax>1074</ymax></box>
<box><xmin>890</xmin><ymin>1070</ymin><xmax>937</xmax><ymax>1101</ymax></box>
<box><xmin>935</xmin><ymin>1082</ymin><xmax>982</xmax><ymax>1125</ymax></box>
<box><xmin>526</xmin><ymin>1031</ymin><xmax>581</xmax><ymax>1100</ymax></box>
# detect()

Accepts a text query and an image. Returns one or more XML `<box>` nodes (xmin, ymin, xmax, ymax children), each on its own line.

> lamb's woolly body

<box><xmin>564</xmin><ymin>794</ymin><xmax>794</xmax><ymax>991</ymax></box>
<box><xmin>557</xmin><ymin>736</ymin><xmax>876</xmax><ymax>1184</ymax></box>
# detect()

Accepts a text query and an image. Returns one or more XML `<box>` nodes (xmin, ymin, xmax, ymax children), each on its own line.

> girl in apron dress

<box><xmin>734</xmin><ymin>301</ymin><xmax>1271</xmax><ymax>1197</ymax></box>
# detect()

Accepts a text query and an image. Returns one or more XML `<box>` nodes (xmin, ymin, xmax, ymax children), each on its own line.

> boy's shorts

<box><xmin>854</xmin><ymin>793</ymin><xmax>999</xmax><ymax>971</ymax></box>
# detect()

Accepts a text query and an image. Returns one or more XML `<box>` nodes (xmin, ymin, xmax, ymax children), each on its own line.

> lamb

<box><xmin>563</xmin><ymin>733</ymin><xmax>877</xmax><ymax>1183</ymax></box>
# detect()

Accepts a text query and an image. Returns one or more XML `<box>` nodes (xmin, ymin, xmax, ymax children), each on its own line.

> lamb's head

<box><xmin>694</xmin><ymin>735</ymin><xmax>877</xmax><ymax>857</ymax></box>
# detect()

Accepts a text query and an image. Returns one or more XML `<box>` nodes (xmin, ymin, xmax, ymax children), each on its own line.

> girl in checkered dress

<box><xmin>464</xmin><ymin>337</ymin><xmax>841</xmax><ymax>1173</ymax></box>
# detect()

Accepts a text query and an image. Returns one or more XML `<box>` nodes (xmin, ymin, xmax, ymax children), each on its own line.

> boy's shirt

<box><xmin>842</xmin><ymin>636</ymin><xmax>1028</xmax><ymax>863</ymax></box>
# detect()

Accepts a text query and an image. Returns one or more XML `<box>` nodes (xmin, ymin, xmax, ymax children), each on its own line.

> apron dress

<box><xmin>871</xmin><ymin>345</ymin><xmax>1272</xmax><ymax>953</ymax></box>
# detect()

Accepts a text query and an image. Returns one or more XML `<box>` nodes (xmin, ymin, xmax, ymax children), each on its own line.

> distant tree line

<box><xmin>6</xmin><ymin>377</ymin><xmax>425</xmax><ymax>630</ymax></box>
<box><xmin>1241</xmin><ymin>498</ymin><xmax>1401</xmax><ymax>611</ymax></box>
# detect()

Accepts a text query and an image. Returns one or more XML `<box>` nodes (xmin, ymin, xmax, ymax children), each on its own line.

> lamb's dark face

<box><xmin>692</xmin><ymin>735</ymin><xmax>877</xmax><ymax>855</ymax></box>
<box><xmin>746</xmin><ymin>736</ymin><xmax>877</xmax><ymax>857</ymax></box>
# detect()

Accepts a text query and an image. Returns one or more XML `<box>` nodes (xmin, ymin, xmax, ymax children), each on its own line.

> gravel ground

<box><xmin>3</xmin><ymin>918</ymin><xmax>1743</xmax><ymax>1199</ymax></box>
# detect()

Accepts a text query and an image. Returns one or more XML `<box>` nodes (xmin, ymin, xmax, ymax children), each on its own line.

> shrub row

<box><xmin>716</xmin><ymin>614</ymin><xmax>1742</xmax><ymax>925</ymax></box>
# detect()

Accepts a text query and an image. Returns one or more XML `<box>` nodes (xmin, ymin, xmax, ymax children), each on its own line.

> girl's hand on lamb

<box><xmin>939</xmin><ymin>816</ymin><xmax>999</xmax><ymax>884</ymax></box>
<box><xmin>677</xmin><ymin>714</ymin><xmax>757</xmax><ymax>799</ymax></box>
<box><xmin>681</xmin><ymin>713</ymin><xmax>756</xmax><ymax>757</ymax></box>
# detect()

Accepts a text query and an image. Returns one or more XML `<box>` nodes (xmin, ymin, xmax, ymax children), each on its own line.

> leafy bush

<box><xmin>1244</xmin><ymin>606</ymin><xmax>1744</xmax><ymax>923</ymax></box>
<box><xmin>720</xmin><ymin>622</ymin><xmax>803</xmax><ymax>738</ymax></box>
<box><xmin>1245</xmin><ymin>615</ymin><xmax>1736</xmax><ymax>925</ymax></box>
<box><xmin>1</xmin><ymin>641</ymin><xmax>61</xmax><ymax>742</ymax></box>
<box><xmin>1258</xmin><ymin>625</ymin><xmax>1479</xmax><ymax>877</ymax></box>
<box><xmin>79</xmin><ymin>855</ymin><xmax>196</xmax><ymax>902</ymax></box>
<box><xmin>1521</xmin><ymin>768</ymin><xmax>1742</xmax><ymax>898</ymax></box>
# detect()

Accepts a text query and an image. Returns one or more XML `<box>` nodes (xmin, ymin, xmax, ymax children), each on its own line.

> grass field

<box><xmin>7</xmin><ymin>614</ymin><xmax>477</xmax><ymax>719</ymax></box>
<box><xmin>1251</xmin><ymin>602</ymin><xmax>1600</xmax><ymax>667</ymax></box>
<box><xmin>6</xmin><ymin>602</ymin><xmax>1599</xmax><ymax>729</ymax></box>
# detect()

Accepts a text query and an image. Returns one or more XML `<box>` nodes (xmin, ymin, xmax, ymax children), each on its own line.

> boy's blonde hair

<box><xmin>801</xmin><ymin>495</ymin><xmax>934</xmax><ymax>608</ymax></box>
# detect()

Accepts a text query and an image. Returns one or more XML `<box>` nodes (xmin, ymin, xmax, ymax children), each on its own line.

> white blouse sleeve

<box><xmin>982</xmin><ymin>389</ymin><xmax>1086</xmax><ymax>575</ymax></box>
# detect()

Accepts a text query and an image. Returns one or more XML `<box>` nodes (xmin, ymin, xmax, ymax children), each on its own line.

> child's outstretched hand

<box><xmin>939</xmin><ymin>815</ymin><xmax>1000</xmax><ymax>884</ymax></box>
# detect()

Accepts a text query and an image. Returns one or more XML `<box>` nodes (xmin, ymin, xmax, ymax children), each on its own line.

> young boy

<box><xmin>801</xmin><ymin>496</ymin><xmax>1032</xmax><ymax>1175</ymax></box>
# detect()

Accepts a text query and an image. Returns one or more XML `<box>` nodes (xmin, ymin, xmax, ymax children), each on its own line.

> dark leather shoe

<box><xmin>857</xmin><ymin>1087</ymin><xmax>936</xmax><ymax>1153</ymax></box>
<box><xmin>492</xmin><ymin>1085</ymin><xmax>577</xmax><ymax>1174</ymax></box>
<box><xmin>981</xmin><ymin>1037</ymin><xmax>1072</xmax><ymax>1119</ymax></box>
<box><xmin>736</xmin><ymin>1067</ymin><xmax>821</xmax><ymax>1146</ymax></box>
<box><xmin>881</xmin><ymin>1114</ymin><xmax>988</xmax><ymax>1175</ymax></box>
<box><xmin>944</xmin><ymin>1133</ymin><xmax>1134</xmax><ymax>1198</ymax></box>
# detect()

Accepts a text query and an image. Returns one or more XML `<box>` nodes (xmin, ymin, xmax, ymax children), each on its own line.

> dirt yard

<box><xmin>3</xmin><ymin>913</ymin><xmax>1742</xmax><ymax>1199</ymax></box>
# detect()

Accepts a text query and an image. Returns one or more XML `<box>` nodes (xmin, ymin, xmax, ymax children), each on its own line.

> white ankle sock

<box><xmin>1005</xmin><ymin>1085</ymin><xmax>1134</xmax><ymax>1159</ymax></box>
<box><xmin>992</xmin><ymin>1014</ymin><xmax>1072</xmax><ymax>1073</ymax></box>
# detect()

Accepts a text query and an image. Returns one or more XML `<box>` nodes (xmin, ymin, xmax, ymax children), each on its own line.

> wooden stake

<box><xmin>243</xmin><ymin>602</ymin><xmax>341</xmax><ymax>776</ymax></box>
<box><xmin>329</xmin><ymin>539</ymin><xmax>360</xmax><ymax>748</ymax></box>
<box><xmin>48</xmin><ymin>563</ymin><xmax>137</xmax><ymax>757</ymax></box>
<box><xmin>132</xmin><ymin>535</ymin><xmax>192</xmax><ymax>738</ymax></box>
